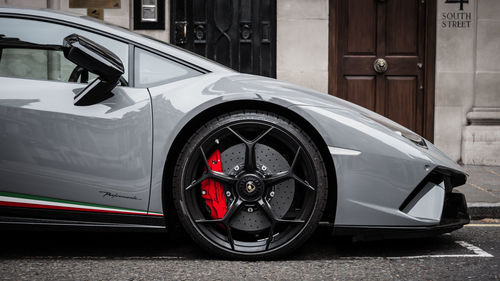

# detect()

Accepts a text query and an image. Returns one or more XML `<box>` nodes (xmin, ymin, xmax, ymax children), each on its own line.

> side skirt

<box><xmin>0</xmin><ymin>206</ymin><xmax>166</xmax><ymax>232</ymax></box>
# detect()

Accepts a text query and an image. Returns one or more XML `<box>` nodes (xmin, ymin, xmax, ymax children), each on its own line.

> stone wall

<box><xmin>434</xmin><ymin>0</ymin><xmax>476</xmax><ymax>161</ymax></box>
<box><xmin>57</xmin><ymin>0</ymin><xmax>170</xmax><ymax>42</ymax></box>
<box><xmin>461</xmin><ymin>0</ymin><xmax>500</xmax><ymax>165</ymax></box>
<box><xmin>276</xmin><ymin>0</ymin><xmax>329</xmax><ymax>93</ymax></box>
<box><xmin>0</xmin><ymin>0</ymin><xmax>46</xmax><ymax>8</ymax></box>
<box><xmin>474</xmin><ymin>0</ymin><xmax>500</xmax><ymax>108</ymax></box>
<box><xmin>435</xmin><ymin>0</ymin><xmax>500</xmax><ymax>165</ymax></box>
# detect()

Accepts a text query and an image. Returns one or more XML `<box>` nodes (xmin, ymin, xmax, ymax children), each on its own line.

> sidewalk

<box><xmin>456</xmin><ymin>165</ymin><xmax>500</xmax><ymax>219</ymax></box>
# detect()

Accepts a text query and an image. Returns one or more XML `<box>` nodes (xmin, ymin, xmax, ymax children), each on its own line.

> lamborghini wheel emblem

<box><xmin>246</xmin><ymin>181</ymin><xmax>257</xmax><ymax>193</ymax></box>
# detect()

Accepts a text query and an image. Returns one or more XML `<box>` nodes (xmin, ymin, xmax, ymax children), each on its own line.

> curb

<box><xmin>467</xmin><ymin>203</ymin><xmax>500</xmax><ymax>220</ymax></box>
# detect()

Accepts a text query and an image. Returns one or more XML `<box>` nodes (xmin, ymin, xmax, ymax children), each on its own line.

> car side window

<box><xmin>0</xmin><ymin>17</ymin><xmax>128</xmax><ymax>84</ymax></box>
<box><xmin>134</xmin><ymin>48</ymin><xmax>201</xmax><ymax>87</ymax></box>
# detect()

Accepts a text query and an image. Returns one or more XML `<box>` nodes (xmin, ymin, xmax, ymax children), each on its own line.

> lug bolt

<box><xmin>247</xmin><ymin>207</ymin><xmax>254</xmax><ymax>213</ymax></box>
<box><xmin>226</xmin><ymin>191</ymin><xmax>231</xmax><ymax>197</ymax></box>
<box><xmin>234</xmin><ymin>166</ymin><xmax>240</xmax><ymax>171</ymax></box>
<box><xmin>201</xmin><ymin>190</ymin><xmax>207</xmax><ymax>195</ymax></box>
<box><xmin>269</xmin><ymin>191</ymin><xmax>275</xmax><ymax>197</ymax></box>
<box><xmin>215</xmin><ymin>139</ymin><xmax>220</xmax><ymax>144</ymax></box>
<box><xmin>261</xmin><ymin>165</ymin><xmax>267</xmax><ymax>171</ymax></box>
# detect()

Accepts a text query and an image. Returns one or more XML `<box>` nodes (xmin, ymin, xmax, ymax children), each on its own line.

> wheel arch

<box><xmin>161</xmin><ymin>100</ymin><xmax>337</xmax><ymax>228</ymax></box>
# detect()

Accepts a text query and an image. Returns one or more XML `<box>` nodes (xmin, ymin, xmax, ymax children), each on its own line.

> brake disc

<box><xmin>221</xmin><ymin>143</ymin><xmax>295</xmax><ymax>232</ymax></box>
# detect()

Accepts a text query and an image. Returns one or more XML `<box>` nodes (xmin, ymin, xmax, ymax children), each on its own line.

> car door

<box><xmin>0</xmin><ymin>17</ymin><xmax>153</xmax><ymax>217</ymax></box>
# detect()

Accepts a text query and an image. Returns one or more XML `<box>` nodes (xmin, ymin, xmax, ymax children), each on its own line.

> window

<box><xmin>0</xmin><ymin>48</ymin><xmax>76</xmax><ymax>81</ymax></box>
<box><xmin>0</xmin><ymin>18</ymin><xmax>129</xmax><ymax>83</ymax></box>
<box><xmin>134</xmin><ymin>48</ymin><xmax>201</xmax><ymax>87</ymax></box>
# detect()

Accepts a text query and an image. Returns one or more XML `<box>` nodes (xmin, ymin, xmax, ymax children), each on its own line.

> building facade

<box><xmin>1</xmin><ymin>0</ymin><xmax>498</xmax><ymax>165</ymax></box>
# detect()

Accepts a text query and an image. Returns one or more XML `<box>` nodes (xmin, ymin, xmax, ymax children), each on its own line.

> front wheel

<box><xmin>172</xmin><ymin>111</ymin><xmax>328</xmax><ymax>259</ymax></box>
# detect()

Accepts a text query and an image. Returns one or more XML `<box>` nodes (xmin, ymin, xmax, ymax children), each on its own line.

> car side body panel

<box><xmin>0</xmin><ymin>77</ymin><xmax>152</xmax><ymax>213</ymax></box>
<box><xmin>147</xmin><ymin>73</ymin><xmax>465</xmax><ymax>228</ymax></box>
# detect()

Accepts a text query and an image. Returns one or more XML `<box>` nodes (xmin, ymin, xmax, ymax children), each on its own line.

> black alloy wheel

<box><xmin>172</xmin><ymin>111</ymin><xmax>328</xmax><ymax>259</ymax></box>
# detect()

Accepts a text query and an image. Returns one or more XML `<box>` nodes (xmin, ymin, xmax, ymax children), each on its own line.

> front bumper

<box><xmin>398</xmin><ymin>166</ymin><xmax>467</xmax><ymax>223</ymax></box>
<box><xmin>293</xmin><ymin>105</ymin><xmax>468</xmax><ymax>227</ymax></box>
<box><xmin>333</xmin><ymin>191</ymin><xmax>470</xmax><ymax>241</ymax></box>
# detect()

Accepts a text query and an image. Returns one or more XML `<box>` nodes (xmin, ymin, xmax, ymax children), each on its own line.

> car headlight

<box><xmin>392</xmin><ymin>129</ymin><xmax>428</xmax><ymax>149</ymax></box>
<box><xmin>362</xmin><ymin>114</ymin><xmax>428</xmax><ymax>149</ymax></box>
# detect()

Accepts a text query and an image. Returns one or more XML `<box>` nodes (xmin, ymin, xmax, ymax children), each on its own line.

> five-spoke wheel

<box><xmin>173</xmin><ymin>111</ymin><xmax>328</xmax><ymax>259</ymax></box>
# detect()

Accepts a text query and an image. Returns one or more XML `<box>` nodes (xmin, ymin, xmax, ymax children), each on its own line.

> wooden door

<box><xmin>329</xmin><ymin>0</ymin><xmax>436</xmax><ymax>140</ymax></box>
<box><xmin>171</xmin><ymin>0</ymin><xmax>276</xmax><ymax>78</ymax></box>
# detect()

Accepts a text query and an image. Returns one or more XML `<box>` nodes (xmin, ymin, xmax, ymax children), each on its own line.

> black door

<box><xmin>171</xmin><ymin>0</ymin><xmax>276</xmax><ymax>78</ymax></box>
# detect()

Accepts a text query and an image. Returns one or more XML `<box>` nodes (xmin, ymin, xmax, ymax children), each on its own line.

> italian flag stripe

<box><xmin>0</xmin><ymin>192</ymin><xmax>163</xmax><ymax>216</ymax></box>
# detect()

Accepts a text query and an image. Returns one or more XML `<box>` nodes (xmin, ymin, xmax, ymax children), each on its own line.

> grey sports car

<box><xmin>0</xmin><ymin>8</ymin><xmax>469</xmax><ymax>259</ymax></box>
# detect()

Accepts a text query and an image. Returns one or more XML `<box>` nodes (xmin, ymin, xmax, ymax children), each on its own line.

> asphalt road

<box><xmin>0</xmin><ymin>221</ymin><xmax>499</xmax><ymax>281</ymax></box>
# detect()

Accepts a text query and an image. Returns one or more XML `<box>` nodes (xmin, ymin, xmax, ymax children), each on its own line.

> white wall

<box><xmin>276</xmin><ymin>0</ymin><xmax>329</xmax><ymax>94</ymax></box>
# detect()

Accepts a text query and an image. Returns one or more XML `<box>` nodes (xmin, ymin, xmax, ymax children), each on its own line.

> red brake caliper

<box><xmin>201</xmin><ymin>149</ymin><xmax>228</xmax><ymax>219</ymax></box>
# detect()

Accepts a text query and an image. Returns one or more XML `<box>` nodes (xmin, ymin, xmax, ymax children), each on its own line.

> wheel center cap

<box><xmin>246</xmin><ymin>181</ymin><xmax>257</xmax><ymax>193</ymax></box>
<box><xmin>237</xmin><ymin>175</ymin><xmax>264</xmax><ymax>201</ymax></box>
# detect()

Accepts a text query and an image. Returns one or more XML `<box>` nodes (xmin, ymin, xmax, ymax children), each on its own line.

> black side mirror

<box><xmin>63</xmin><ymin>34</ymin><xmax>124</xmax><ymax>106</ymax></box>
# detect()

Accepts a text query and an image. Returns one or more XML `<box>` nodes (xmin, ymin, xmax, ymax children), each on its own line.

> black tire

<box><xmin>172</xmin><ymin>111</ymin><xmax>328</xmax><ymax>260</ymax></box>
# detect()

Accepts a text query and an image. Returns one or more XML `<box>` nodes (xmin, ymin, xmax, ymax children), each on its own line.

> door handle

<box><xmin>373</xmin><ymin>58</ymin><xmax>388</xmax><ymax>74</ymax></box>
